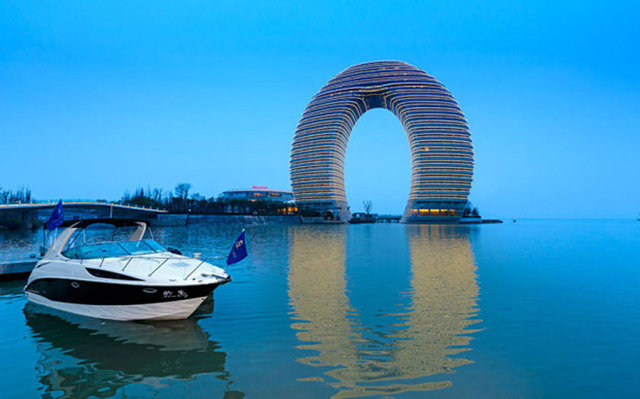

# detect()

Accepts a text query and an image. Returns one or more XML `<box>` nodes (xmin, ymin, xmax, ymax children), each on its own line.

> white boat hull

<box><xmin>26</xmin><ymin>292</ymin><xmax>209</xmax><ymax>321</ymax></box>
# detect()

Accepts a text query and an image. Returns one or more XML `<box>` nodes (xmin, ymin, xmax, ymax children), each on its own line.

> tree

<box><xmin>151</xmin><ymin>188</ymin><xmax>163</xmax><ymax>202</ymax></box>
<box><xmin>0</xmin><ymin>186</ymin><xmax>32</xmax><ymax>204</ymax></box>
<box><xmin>174</xmin><ymin>183</ymin><xmax>192</xmax><ymax>201</ymax></box>
<box><xmin>0</xmin><ymin>187</ymin><xmax>9</xmax><ymax>204</ymax></box>
<box><xmin>363</xmin><ymin>200</ymin><xmax>373</xmax><ymax>215</ymax></box>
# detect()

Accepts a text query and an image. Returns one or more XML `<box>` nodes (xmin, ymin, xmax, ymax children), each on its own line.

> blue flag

<box><xmin>45</xmin><ymin>200</ymin><xmax>64</xmax><ymax>230</ymax></box>
<box><xmin>226</xmin><ymin>229</ymin><xmax>247</xmax><ymax>265</ymax></box>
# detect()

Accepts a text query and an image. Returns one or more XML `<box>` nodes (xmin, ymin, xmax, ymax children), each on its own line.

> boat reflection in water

<box><xmin>0</xmin><ymin>280</ymin><xmax>25</xmax><ymax>297</ymax></box>
<box><xmin>23</xmin><ymin>299</ymin><xmax>242</xmax><ymax>398</ymax></box>
<box><xmin>288</xmin><ymin>225</ymin><xmax>481</xmax><ymax>398</ymax></box>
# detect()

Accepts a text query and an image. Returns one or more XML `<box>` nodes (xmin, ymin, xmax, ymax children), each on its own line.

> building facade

<box><xmin>290</xmin><ymin>61</ymin><xmax>474</xmax><ymax>223</ymax></box>
<box><xmin>218</xmin><ymin>188</ymin><xmax>294</xmax><ymax>203</ymax></box>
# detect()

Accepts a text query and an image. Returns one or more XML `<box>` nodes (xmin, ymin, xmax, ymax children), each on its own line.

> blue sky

<box><xmin>1</xmin><ymin>1</ymin><xmax>638</xmax><ymax>218</ymax></box>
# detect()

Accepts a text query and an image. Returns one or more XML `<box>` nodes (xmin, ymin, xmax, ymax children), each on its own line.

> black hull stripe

<box><xmin>25</xmin><ymin>278</ymin><xmax>227</xmax><ymax>305</ymax></box>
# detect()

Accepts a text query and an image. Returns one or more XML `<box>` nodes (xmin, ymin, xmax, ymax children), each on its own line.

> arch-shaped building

<box><xmin>290</xmin><ymin>61</ymin><xmax>474</xmax><ymax>223</ymax></box>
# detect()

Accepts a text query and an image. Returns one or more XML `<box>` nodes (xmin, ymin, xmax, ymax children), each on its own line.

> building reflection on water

<box><xmin>23</xmin><ymin>302</ymin><xmax>243</xmax><ymax>398</ymax></box>
<box><xmin>288</xmin><ymin>225</ymin><xmax>481</xmax><ymax>398</ymax></box>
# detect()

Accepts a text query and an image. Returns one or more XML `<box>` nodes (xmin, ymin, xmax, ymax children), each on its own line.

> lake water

<box><xmin>0</xmin><ymin>220</ymin><xmax>638</xmax><ymax>398</ymax></box>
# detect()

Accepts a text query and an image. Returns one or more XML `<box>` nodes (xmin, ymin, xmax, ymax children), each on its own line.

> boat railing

<box><xmin>80</xmin><ymin>254</ymin><xmax>226</xmax><ymax>280</ymax></box>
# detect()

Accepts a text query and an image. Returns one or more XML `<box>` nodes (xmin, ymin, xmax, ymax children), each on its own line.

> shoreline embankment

<box><xmin>156</xmin><ymin>214</ymin><xmax>300</xmax><ymax>226</ymax></box>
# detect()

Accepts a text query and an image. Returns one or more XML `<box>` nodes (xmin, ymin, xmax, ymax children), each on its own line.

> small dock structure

<box><xmin>376</xmin><ymin>215</ymin><xmax>402</xmax><ymax>223</ymax></box>
<box><xmin>0</xmin><ymin>260</ymin><xmax>37</xmax><ymax>281</ymax></box>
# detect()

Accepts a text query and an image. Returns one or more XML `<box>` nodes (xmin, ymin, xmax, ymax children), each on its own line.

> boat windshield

<box><xmin>62</xmin><ymin>240</ymin><xmax>167</xmax><ymax>260</ymax></box>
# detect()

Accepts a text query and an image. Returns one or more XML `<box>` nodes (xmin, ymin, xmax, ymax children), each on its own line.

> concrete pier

<box><xmin>0</xmin><ymin>202</ymin><xmax>167</xmax><ymax>229</ymax></box>
<box><xmin>0</xmin><ymin>260</ymin><xmax>37</xmax><ymax>281</ymax></box>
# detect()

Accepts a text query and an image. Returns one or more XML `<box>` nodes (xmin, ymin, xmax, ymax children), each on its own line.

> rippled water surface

<box><xmin>1</xmin><ymin>220</ymin><xmax>639</xmax><ymax>398</ymax></box>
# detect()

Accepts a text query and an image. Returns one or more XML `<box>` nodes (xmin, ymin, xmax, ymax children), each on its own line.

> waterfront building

<box><xmin>290</xmin><ymin>61</ymin><xmax>474</xmax><ymax>223</ymax></box>
<box><xmin>218</xmin><ymin>187</ymin><xmax>294</xmax><ymax>203</ymax></box>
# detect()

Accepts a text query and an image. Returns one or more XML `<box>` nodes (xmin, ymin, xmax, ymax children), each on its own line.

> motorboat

<box><xmin>24</xmin><ymin>218</ymin><xmax>232</xmax><ymax>321</ymax></box>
